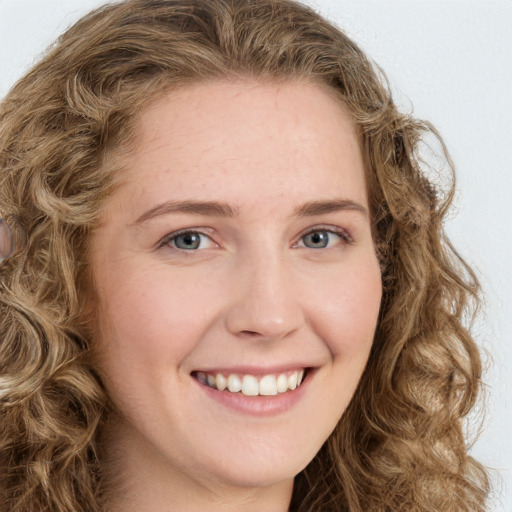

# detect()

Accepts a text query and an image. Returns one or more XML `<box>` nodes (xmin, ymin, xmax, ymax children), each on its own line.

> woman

<box><xmin>0</xmin><ymin>0</ymin><xmax>489</xmax><ymax>510</ymax></box>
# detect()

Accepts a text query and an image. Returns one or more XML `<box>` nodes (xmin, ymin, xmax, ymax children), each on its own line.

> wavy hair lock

<box><xmin>0</xmin><ymin>1</ymin><xmax>489</xmax><ymax>510</ymax></box>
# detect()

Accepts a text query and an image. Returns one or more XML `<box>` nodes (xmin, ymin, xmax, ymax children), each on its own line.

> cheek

<box><xmin>93</xmin><ymin>265</ymin><xmax>218</xmax><ymax>375</ymax></box>
<box><xmin>308</xmin><ymin>260</ymin><xmax>382</xmax><ymax>359</ymax></box>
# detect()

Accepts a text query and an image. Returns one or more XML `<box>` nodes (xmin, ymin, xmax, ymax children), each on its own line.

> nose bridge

<box><xmin>224</xmin><ymin>247</ymin><xmax>303</xmax><ymax>340</ymax></box>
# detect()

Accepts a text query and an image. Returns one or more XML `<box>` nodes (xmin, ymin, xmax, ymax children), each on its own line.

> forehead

<box><xmin>133</xmin><ymin>79</ymin><xmax>358</xmax><ymax>158</ymax></box>
<box><xmin>109</xmin><ymin>79</ymin><xmax>368</xmax><ymax>217</ymax></box>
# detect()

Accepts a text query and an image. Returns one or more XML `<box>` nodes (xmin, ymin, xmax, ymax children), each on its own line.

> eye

<box><xmin>299</xmin><ymin>229</ymin><xmax>349</xmax><ymax>249</ymax></box>
<box><xmin>162</xmin><ymin>230</ymin><xmax>215</xmax><ymax>251</ymax></box>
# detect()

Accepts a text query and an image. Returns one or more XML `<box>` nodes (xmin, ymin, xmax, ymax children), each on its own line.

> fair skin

<box><xmin>89</xmin><ymin>80</ymin><xmax>382</xmax><ymax>512</ymax></box>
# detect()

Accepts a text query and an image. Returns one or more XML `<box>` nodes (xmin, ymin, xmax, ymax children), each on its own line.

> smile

<box><xmin>194</xmin><ymin>369</ymin><xmax>306</xmax><ymax>397</ymax></box>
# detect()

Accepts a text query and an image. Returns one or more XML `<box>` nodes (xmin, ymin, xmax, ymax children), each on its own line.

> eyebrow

<box><xmin>293</xmin><ymin>199</ymin><xmax>368</xmax><ymax>218</ymax></box>
<box><xmin>133</xmin><ymin>200</ymin><xmax>239</xmax><ymax>225</ymax></box>
<box><xmin>132</xmin><ymin>198</ymin><xmax>367</xmax><ymax>226</ymax></box>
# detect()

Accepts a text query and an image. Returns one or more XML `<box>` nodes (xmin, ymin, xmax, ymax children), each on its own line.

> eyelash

<box><xmin>158</xmin><ymin>228</ymin><xmax>216</xmax><ymax>251</ymax></box>
<box><xmin>158</xmin><ymin>225</ymin><xmax>353</xmax><ymax>252</ymax></box>
<box><xmin>296</xmin><ymin>226</ymin><xmax>352</xmax><ymax>248</ymax></box>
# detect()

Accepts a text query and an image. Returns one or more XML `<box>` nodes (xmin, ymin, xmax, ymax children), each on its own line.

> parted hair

<box><xmin>0</xmin><ymin>0</ymin><xmax>489</xmax><ymax>510</ymax></box>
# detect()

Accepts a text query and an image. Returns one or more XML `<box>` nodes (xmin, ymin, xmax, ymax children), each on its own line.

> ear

<box><xmin>0</xmin><ymin>216</ymin><xmax>22</xmax><ymax>261</ymax></box>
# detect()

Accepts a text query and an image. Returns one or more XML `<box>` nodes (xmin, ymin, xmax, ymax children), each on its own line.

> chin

<box><xmin>182</xmin><ymin>429</ymin><xmax>322</xmax><ymax>491</ymax></box>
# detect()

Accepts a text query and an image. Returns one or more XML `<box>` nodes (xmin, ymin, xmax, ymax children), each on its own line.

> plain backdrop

<box><xmin>1</xmin><ymin>0</ymin><xmax>510</xmax><ymax>510</ymax></box>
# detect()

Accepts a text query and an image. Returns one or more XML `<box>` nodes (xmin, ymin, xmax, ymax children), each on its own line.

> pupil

<box><xmin>177</xmin><ymin>233</ymin><xmax>200</xmax><ymax>249</ymax></box>
<box><xmin>305</xmin><ymin>231</ymin><xmax>328</xmax><ymax>248</ymax></box>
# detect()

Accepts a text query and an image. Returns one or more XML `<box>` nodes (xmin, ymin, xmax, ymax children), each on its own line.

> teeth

<box><xmin>227</xmin><ymin>374</ymin><xmax>242</xmax><ymax>393</ymax></box>
<box><xmin>259</xmin><ymin>375</ymin><xmax>278</xmax><ymax>396</ymax></box>
<box><xmin>287</xmin><ymin>372</ymin><xmax>298</xmax><ymax>390</ymax></box>
<box><xmin>241</xmin><ymin>375</ymin><xmax>259</xmax><ymax>396</ymax></box>
<box><xmin>276</xmin><ymin>373</ymin><xmax>288</xmax><ymax>393</ymax></box>
<box><xmin>197</xmin><ymin>369</ymin><xmax>307</xmax><ymax>396</ymax></box>
<box><xmin>216</xmin><ymin>373</ymin><xmax>227</xmax><ymax>391</ymax></box>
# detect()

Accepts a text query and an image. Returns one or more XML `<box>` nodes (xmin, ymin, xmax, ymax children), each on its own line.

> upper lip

<box><xmin>192</xmin><ymin>364</ymin><xmax>313</xmax><ymax>376</ymax></box>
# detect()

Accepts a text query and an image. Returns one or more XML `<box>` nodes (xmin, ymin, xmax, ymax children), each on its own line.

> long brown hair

<box><xmin>0</xmin><ymin>1</ymin><xmax>489</xmax><ymax>510</ymax></box>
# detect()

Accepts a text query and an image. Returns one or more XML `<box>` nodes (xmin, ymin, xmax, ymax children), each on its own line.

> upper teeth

<box><xmin>195</xmin><ymin>369</ymin><xmax>305</xmax><ymax>396</ymax></box>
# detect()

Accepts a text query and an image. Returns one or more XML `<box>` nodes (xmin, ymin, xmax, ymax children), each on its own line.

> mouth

<box><xmin>192</xmin><ymin>369</ymin><xmax>308</xmax><ymax>397</ymax></box>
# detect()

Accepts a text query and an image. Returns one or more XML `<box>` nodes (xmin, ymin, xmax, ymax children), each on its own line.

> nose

<box><xmin>223</xmin><ymin>253</ymin><xmax>304</xmax><ymax>341</ymax></box>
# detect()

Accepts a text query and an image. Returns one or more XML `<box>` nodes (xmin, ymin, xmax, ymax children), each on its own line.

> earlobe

<box><xmin>0</xmin><ymin>215</ymin><xmax>26</xmax><ymax>262</ymax></box>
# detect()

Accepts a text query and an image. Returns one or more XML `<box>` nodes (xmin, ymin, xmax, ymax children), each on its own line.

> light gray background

<box><xmin>1</xmin><ymin>0</ymin><xmax>510</xmax><ymax>509</ymax></box>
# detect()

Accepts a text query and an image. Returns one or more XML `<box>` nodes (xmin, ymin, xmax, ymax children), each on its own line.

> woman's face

<box><xmin>89</xmin><ymin>80</ymin><xmax>382</xmax><ymax>499</ymax></box>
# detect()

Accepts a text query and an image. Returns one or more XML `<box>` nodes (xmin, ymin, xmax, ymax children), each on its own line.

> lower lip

<box><xmin>193</xmin><ymin>371</ymin><xmax>312</xmax><ymax>416</ymax></box>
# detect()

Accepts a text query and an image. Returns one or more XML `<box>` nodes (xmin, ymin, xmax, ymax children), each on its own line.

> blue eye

<box><xmin>168</xmin><ymin>232</ymin><xmax>212</xmax><ymax>250</ymax></box>
<box><xmin>300</xmin><ymin>230</ymin><xmax>346</xmax><ymax>249</ymax></box>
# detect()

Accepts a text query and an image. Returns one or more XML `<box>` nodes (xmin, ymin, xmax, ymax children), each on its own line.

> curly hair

<box><xmin>0</xmin><ymin>0</ymin><xmax>489</xmax><ymax>510</ymax></box>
